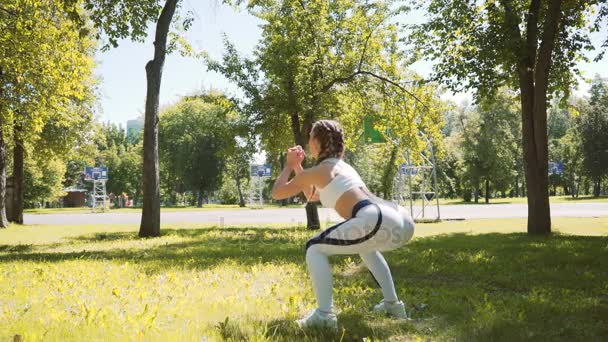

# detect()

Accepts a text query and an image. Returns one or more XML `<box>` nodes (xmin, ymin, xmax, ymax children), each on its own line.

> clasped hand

<box><xmin>286</xmin><ymin>145</ymin><xmax>305</xmax><ymax>169</ymax></box>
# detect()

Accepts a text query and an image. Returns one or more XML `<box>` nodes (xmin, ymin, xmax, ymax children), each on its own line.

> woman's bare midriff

<box><xmin>333</xmin><ymin>187</ymin><xmax>371</xmax><ymax>219</ymax></box>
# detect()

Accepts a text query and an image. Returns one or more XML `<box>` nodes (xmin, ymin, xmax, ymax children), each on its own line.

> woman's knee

<box><xmin>306</xmin><ymin>243</ymin><xmax>323</xmax><ymax>261</ymax></box>
<box><xmin>398</xmin><ymin>206</ymin><xmax>415</xmax><ymax>242</ymax></box>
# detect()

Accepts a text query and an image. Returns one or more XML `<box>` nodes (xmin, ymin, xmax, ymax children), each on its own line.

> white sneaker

<box><xmin>373</xmin><ymin>300</ymin><xmax>408</xmax><ymax>319</ymax></box>
<box><xmin>295</xmin><ymin>309</ymin><xmax>338</xmax><ymax>329</ymax></box>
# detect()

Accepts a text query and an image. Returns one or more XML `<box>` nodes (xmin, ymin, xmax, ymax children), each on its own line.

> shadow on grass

<box><xmin>1</xmin><ymin>228</ymin><xmax>607</xmax><ymax>340</ymax></box>
<box><xmin>0</xmin><ymin>244</ymin><xmax>33</xmax><ymax>253</ymax></box>
<box><xmin>214</xmin><ymin>312</ymin><xmax>416</xmax><ymax>342</ymax></box>
<box><xmin>0</xmin><ymin>228</ymin><xmax>308</xmax><ymax>271</ymax></box>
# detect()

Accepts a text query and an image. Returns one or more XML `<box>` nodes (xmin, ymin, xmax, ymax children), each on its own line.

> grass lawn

<box><xmin>438</xmin><ymin>195</ymin><xmax>608</xmax><ymax>205</ymax></box>
<box><xmin>0</xmin><ymin>218</ymin><xmax>607</xmax><ymax>341</ymax></box>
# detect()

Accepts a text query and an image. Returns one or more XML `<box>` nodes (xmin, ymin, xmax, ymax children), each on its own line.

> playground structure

<box><xmin>85</xmin><ymin>166</ymin><xmax>109</xmax><ymax>212</ymax></box>
<box><xmin>248</xmin><ymin>164</ymin><xmax>272</xmax><ymax>208</ymax></box>
<box><xmin>393</xmin><ymin>133</ymin><xmax>441</xmax><ymax>222</ymax></box>
<box><xmin>364</xmin><ymin>118</ymin><xmax>441</xmax><ymax>221</ymax></box>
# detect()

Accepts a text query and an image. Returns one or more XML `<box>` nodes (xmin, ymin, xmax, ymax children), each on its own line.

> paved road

<box><xmin>23</xmin><ymin>202</ymin><xmax>607</xmax><ymax>225</ymax></box>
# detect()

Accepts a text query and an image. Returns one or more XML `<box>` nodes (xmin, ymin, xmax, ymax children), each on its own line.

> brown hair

<box><xmin>311</xmin><ymin>120</ymin><xmax>345</xmax><ymax>163</ymax></box>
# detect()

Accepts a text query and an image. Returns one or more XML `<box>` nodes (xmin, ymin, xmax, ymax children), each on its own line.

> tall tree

<box><xmin>461</xmin><ymin>91</ymin><xmax>520</xmax><ymax>203</ymax></box>
<box><xmin>578</xmin><ymin>76</ymin><xmax>608</xmax><ymax>196</ymax></box>
<box><xmin>75</xmin><ymin>0</ymin><xmax>198</xmax><ymax>236</ymax></box>
<box><xmin>559</xmin><ymin>125</ymin><xmax>584</xmax><ymax>197</ymax></box>
<box><xmin>96</xmin><ymin>123</ymin><xmax>143</xmax><ymax>206</ymax></box>
<box><xmin>0</xmin><ymin>0</ymin><xmax>95</xmax><ymax>226</ymax></box>
<box><xmin>208</xmin><ymin>0</ymin><xmax>429</xmax><ymax>228</ymax></box>
<box><xmin>139</xmin><ymin>0</ymin><xmax>178</xmax><ymax>236</ymax></box>
<box><xmin>159</xmin><ymin>95</ymin><xmax>242</xmax><ymax>207</ymax></box>
<box><xmin>406</xmin><ymin>0</ymin><xmax>608</xmax><ymax>234</ymax></box>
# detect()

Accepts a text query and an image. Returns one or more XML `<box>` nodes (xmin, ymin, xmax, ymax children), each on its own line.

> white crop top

<box><xmin>316</xmin><ymin>158</ymin><xmax>365</xmax><ymax>209</ymax></box>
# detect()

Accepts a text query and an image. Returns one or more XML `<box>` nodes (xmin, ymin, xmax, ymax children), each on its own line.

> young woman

<box><xmin>271</xmin><ymin>119</ymin><xmax>415</xmax><ymax>329</ymax></box>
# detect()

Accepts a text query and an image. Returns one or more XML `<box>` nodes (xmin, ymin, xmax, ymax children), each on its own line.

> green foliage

<box><xmin>217</xmin><ymin>177</ymin><xmax>240</xmax><ymax>205</ymax></box>
<box><xmin>99</xmin><ymin>142</ymin><xmax>143</xmax><ymax>202</ymax></box>
<box><xmin>79</xmin><ymin>0</ymin><xmax>164</xmax><ymax>50</ymax></box>
<box><xmin>24</xmin><ymin>155</ymin><xmax>67</xmax><ymax>207</ymax></box>
<box><xmin>159</xmin><ymin>95</ymin><xmax>243</xmax><ymax>201</ymax></box>
<box><xmin>0</xmin><ymin>0</ymin><xmax>97</xmax><ymax>216</ymax></box>
<box><xmin>348</xmin><ymin>145</ymin><xmax>391</xmax><ymax>196</ymax></box>
<box><xmin>404</xmin><ymin>0</ymin><xmax>602</xmax><ymax>99</ymax></box>
<box><xmin>577</xmin><ymin>76</ymin><xmax>608</xmax><ymax>194</ymax></box>
<box><xmin>76</xmin><ymin>0</ymin><xmax>199</xmax><ymax>54</ymax></box>
<box><xmin>208</xmin><ymin>0</ymin><xmax>440</xmax><ymax>164</ymax></box>
<box><xmin>0</xmin><ymin>0</ymin><xmax>96</xmax><ymax>136</ymax></box>
<box><xmin>436</xmin><ymin>134</ymin><xmax>465</xmax><ymax>199</ymax></box>
<box><xmin>548</xmin><ymin>103</ymin><xmax>572</xmax><ymax>141</ymax></box>
<box><xmin>461</xmin><ymin>91</ymin><xmax>520</xmax><ymax>200</ymax></box>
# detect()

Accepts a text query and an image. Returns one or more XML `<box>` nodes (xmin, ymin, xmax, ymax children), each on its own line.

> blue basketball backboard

<box><xmin>250</xmin><ymin>164</ymin><xmax>272</xmax><ymax>177</ymax></box>
<box><xmin>85</xmin><ymin>167</ymin><xmax>109</xmax><ymax>181</ymax></box>
<box><xmin>548</xmin><ymin>162</ymin><xmax>564</xmax><ymax>175</ymax></box>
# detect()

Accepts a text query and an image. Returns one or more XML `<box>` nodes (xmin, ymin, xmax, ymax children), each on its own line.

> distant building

<box><xmin>63</xmin><ymin>189</ymin><xmax>88</xmax><ymax>207</ymax></box>
<box><xmin>126</xmin><ymin>118</ymin><xmax>144</xmax><ymax>142</ymax></box>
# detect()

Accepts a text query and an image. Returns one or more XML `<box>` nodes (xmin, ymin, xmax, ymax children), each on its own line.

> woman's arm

<box><xmin>294</xmin><ymin>164</ymin><xmax>319</xmax><ymax>201</ymax></box>
<box><xmin>272</xmin><ymin>147</ymin><xmax>316</xmax><ymax>200</ymax></box>
<box><xmin>271</xmin><ymin>166</ymin><xmax>317</xmax><ymax>200</ymax></box>
<box><xmin>271</xmin><ymin>165</ymin><xmax>294</xmax><ymax>200</ymax></box>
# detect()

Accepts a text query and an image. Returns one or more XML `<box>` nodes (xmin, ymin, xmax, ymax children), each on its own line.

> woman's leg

<box><xmin>305</xmin><ymin>244</ymin><xmax>334</xmax><ymax>312</ymax></box>
<box><xmin>303</xmin><ymin>204</ymin><xmax>381</xmax><ymax>312</ymax></box>
<box><xmin>360</xmin><ymin>251</ymin><xmax>399</xmax><ymax>302</ymax></box>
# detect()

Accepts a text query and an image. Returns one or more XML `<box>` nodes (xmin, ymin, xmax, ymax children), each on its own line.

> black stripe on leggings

<box><xmin>305</xmin><ymin>202</ymin><xmax>383</xmax><ymax>251</ymax></box>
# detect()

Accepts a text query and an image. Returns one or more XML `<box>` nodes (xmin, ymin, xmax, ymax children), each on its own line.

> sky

<box><xmin>94</xmin><ymin>2</ymin><xmax>263</xmax><ymax>126</ymax></box>
<box><xmin>95</xmin><ymin>2</ymin><xmax>608</xmax><ymax>130</ymax></box>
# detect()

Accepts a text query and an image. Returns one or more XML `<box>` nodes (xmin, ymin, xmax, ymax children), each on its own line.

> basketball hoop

<box><xmin>84</xmin><ymin>167</ymin><xmax>109</xmax><ymax>212</ymax></box>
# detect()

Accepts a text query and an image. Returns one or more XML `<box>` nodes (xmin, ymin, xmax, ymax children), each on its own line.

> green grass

<box><xmin>438</xmin><ymin>195</ymin><xmax>608</xmax><ymax>205</ymax></box>
<box><xmin>0</xmin><ymin>218</ymin><xmax>607</xmax><ymax>341</ymax></box>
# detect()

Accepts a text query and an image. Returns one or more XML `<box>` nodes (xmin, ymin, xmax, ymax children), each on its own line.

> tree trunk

<box><xmin>139</xmin><ymin>0</ymin><xmax>178</xmax><ymax>237</ymax></box>
<box><xmin>485</xmin><ymin>179</ymin><xmax>490</xmax><ymax>204</ymax></box>
<box><xmin>594</xmin><ymin>178</ymin><xmax>600</xmax><ymax>197</ymax></box>
<box><xmin>520</xmin><ymin>90</ymin><xmax>552</xmax><ymax>235</ymax></box>
<box><xmin>279</xmin><ymin>152</ymin><xmax>287</xmax><ymax>207</ymax></box>
<box><xmin>553</xmin><ymin>183</ymin><xmax>557</xmax><ymax>197</ymax></box>
<box><xmin>190</xmin><ymin>191</ymin><xmax>197</xmax><ymax>206</ymax></box>
<box><xmin>236</xmin><ymin>176</ymin><xmax>245</xmax><ymax>207</ymax></box>
<box><xmin>0</xmin><ymin>123</ymin><xmax>9</xmax><ymax>228</ymax></box>
<box><xmin>474</xmin><ymin>186</ymin><xmax>479</xmax><ymax>203</ymax></box>
<box><xmin>515</xmin><ymin>174</ymin><xmax>519</xmax><ymax>197</ymax></box>
<box><xmin>381</xmin><ymin>145</ymin><xmax>399</xmax><ymax>199</ymax></box>
<box><xmin>301</xmin><ymin>115</ymin><xmax>320</xmax><ymax>228</ymax></box>
<box><xmin>509</xmin><ymin>0</ymin><xmax>561</xmax><ymax>235</ymax></box>
<box><xmin>10</xmin><ymin>122</ymin><xmax>24</xmax><ymax>224</ymax></box>
<box><xmin>197</xmin><ymin>191</ymin><xmax>204</xmax><ymax>207</ymax></box>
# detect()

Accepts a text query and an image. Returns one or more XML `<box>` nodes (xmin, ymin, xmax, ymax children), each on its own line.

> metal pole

<box><xmin>258</xmin><ymin>176</ymin><xmax>263</xmax><ymax>208</ymax></box>
<box><xmin>421</xmin><ymin>170</ymin><xmax>426</xmax><ymax>218</ymax></box>
<box><xmin>407</xmin><ymin>154</ymin><xmax>413</xmax><ymax>218</ymax></box>
<box><xmin>430</xmin><ymin>143</ymin><xmax>441</xmax><ymax>220</ymax></box>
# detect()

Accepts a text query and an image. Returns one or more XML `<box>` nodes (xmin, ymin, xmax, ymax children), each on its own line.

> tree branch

<box><xmin>357</xmin><ymin>13</ymin><xmax>389</xmax><ymax>71</ymax></box>
<box><xmin>501</xmin><ymin>0</ymin><xmax>525</xmax><ymax>64</ymax></box>
<box><xmin>0</xmin><ymin>6</ymin><xmax>16</xmax><ymax>17</ymax></box>
<box><xmin>297</xmin><ymin>0</ymin><xmax>324</xmax><ymax>78</ymax></box>
<box><xmin>535</xmin><ymin>0</ymin><xmax>562</xmax><ymax>89</ymax></box>
<box><xmin>525</xmin><ymin>0</ymin><xmax>541</xmax><ymax>71</ymax></box>
<box><xmin>321</xmin><ymin>69</ymin><xmax>430</xmax><ymax>111</ymax></box>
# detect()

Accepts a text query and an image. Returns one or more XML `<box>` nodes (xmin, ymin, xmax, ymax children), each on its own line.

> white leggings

<box><xmin>305</xmin><ymin>200</ymin><xmax>414</xmax><ymax>312</ymax></box>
